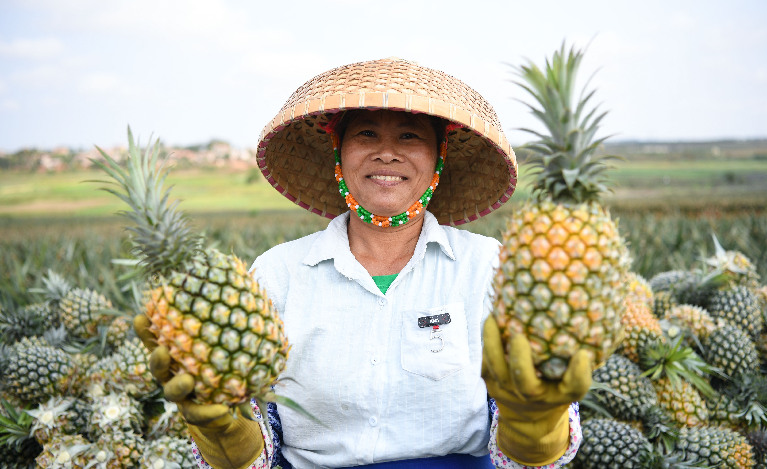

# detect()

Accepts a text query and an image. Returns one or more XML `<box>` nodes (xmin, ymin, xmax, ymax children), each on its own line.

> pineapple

<box><xmin>704</xmin><ymin>234</ymin><xmax>761</xmax><ymax>291</ymax></box>
<box><xmin>620</xmin><ymin>295</ymin><xmax>664</xmax><ymax>363</ymax></box>
<box><xmin>58</xmin><ymin>287</ymin><xmax>113</xmax><ymax>340</ymax></box>
<box><xmin>676</xmin><ymin>426</ymin><xmax>756</xmax><ymax>469</ymax></box>
<box><xmin>86</xmin><ymin>430</ymin><xmax>144</xmax><ymax>469</ymax></box>
<box><xmin>146</xmin><ymin>400</ymin><xmax>190</xmax><ymax>440</ymax></box>
<box><xmin>591</xmin><ymin>353</ymin><xmax>657</xmax><ymax>422</ymax></box>
<box><xmin>0</xmin><ymin>303</ymin><xmax>47</xmax><ymax>344</ymax></box>
<box><xmin>649</xmin><ymin>270</ymin><xmax>690</xmax><ymax>293</ymax></box>
<box><xmin>26</xmin><ymin>396</ymin><xmax>77</xmax><ymax>445</ymax></box>
<box><xmin>625</xmin><ymin>272</ymin><xmax>654</xmax><ymax>308</ymax></box>
<box><xmin>573</xmin><ymin>418</ymin><xmax>650</xmax><ymax>468</ymax></box>
<box><xmin>87</xmin><ymin>393</ymin><xmax>143</xmax><ymax>439</ymax></box>
<box><xmin>663</xmin><ymin>304</ymin><xmax>718</xmax><ymax>340</ymax></box>
<box><xmin>702</xmin><ymin>324</ymin><xmax>759</xmax><ymax>382</ymax></box>
<box><xmin>105</xmin><ymin>315</ymin><xmax>134</xmax><ymax>349</ymax></box>
<box><xmin>93</xmin><ymin>128</ymin><xmax>292</xmax><ymax>416</ymax></box>
<box><xmin>640</xmin><ymin>338</ymin><xmax>715</xmax><ymax>428</ymax></box>
<box><xmin>3</xmin><ymin>337</ymin><xmax>75</xmax><ymax>404</ymax></box>
<box><xmin>493</xmin><ymin>43</ymin><xmax>631</xmax><ymax>379</ymax></box>
<box><xmin>110</xmin><ymin>337</ymin><xmax>159</xmax><ymax>398</ymax></box>
<box><xmin>708</xmin><ymin>286</ymin><xmax>763</xmax><ymax>341</ymax></box>
<box><xmin>141</xmin><ymin>434</ymin><xmax>196</xmax><ymax>468</ymax></box>
<box><xmin>35</xmin><ymin>434</ymin><xmax>91</xmax><ymax>469</ymax></box>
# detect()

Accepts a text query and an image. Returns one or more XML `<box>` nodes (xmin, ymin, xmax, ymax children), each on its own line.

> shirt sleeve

<box><xmin>190</xmin><ymin>398</ymin><xmax>277</xmax><ymax>469</ymax></box>
<box><xmin>487</xmin><ymin>401</ymin><xmax>582</xmax><ymax>469</ymax></box>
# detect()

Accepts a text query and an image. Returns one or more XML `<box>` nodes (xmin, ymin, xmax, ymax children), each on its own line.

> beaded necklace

<box><xmin>324</xmin><ymin>119</ymin><xmax>459</xmax><ymax>228</ymax></box>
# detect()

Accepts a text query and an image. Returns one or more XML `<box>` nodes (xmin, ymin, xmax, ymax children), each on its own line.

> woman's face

<box><xmin>340</xmin><ymin>110</ymin><xmax>439</xmax><ymax>218</ymax></box>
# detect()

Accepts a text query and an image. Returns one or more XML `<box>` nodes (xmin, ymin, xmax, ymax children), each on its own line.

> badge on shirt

<box><xmin>417</xmin><ymin>313</ymin><xmax>451</xmax><ymax>353</ymax></box>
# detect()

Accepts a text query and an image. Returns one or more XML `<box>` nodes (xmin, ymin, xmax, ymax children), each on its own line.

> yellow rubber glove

<box><xmin>481</xmin><ymin>316</ymin><xmax>591</xmax><ymax>467</ymax></box>
<box><xmin>135</xmin><ymin>315</ymin><xmax>266</xmax><ymax>469</ymax></box>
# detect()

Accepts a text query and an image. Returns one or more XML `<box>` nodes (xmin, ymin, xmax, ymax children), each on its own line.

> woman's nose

<box><xmin>374</xmin><ymin>137</ymin><xmax>402</xmax><ymax>163</ymax></box>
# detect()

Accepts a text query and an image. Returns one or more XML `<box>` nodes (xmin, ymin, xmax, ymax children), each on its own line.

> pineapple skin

<box><xmin>493</xmin><ymin>198</ymin><xmax>631</xmax><ymax>380</ymax></box>
<box><xmin>677</xmin><ymin>426</ymin><xmax>756</xmax><ymax>469</ymax></box>
<box><xmin>145</xmin><ymin>248</ymin><xmax>290</xmax><ymax>405</ymax></box>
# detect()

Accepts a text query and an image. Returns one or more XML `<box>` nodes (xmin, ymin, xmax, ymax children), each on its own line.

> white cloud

<box><xmin>0</xmin><ymin>37</ymin><xmax>64</xmax><ymax>59</ymax></box>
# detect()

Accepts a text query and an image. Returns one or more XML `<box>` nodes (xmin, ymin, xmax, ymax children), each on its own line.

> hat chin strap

<box><xmin>330</xmin><ymin>131</ymin><xmax>446</xmax><ymax>228</ymax></box>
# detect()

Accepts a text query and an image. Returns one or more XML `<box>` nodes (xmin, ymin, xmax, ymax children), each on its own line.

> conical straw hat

<box><xmin>256</xmin><ymin>57</ymin><xmax>517</xmax><ymax>226</ymax></box>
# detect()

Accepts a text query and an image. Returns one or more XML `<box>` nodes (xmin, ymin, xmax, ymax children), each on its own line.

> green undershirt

<box><xmin>372</xmin><ymin>274</ymin><xmax>398</xmax><ymax>294</ymax></box>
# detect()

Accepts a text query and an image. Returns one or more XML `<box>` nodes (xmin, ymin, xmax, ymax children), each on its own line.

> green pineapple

<box><xmin>649</xmin><ymin>270</ymin><xmax>690</xmax><ymax>293</ymax></box>
<box><xmin>662</xmin><ymin>304</ymin><xmax>719</xmax><ymax>342</ymax></box>
<box><xmin>0</xmin><ymin>303</ymin><xmax>47</xmax><ymax>344</ymax></box>
<box><xmin>708</xmin><ymin>286</ymin><xmax>763</xmax><ymax>341</ymax></box>
<box><xmin>574</xmin><ymin>418</ymin><xmax>650</xmax><ymax>468</ymax></box>
<box><xmin>702</xmin><ymin>324</ymin><xmax>759</xmax><ymax>382</ymax></box>
<box><xmin>591</xmin><ymin>353</ymin><xmax>657</xmax><ymax>422</ymax></box>
<box><xmin>93</xmin><ymin>128</ymin><xmax>294</xmax><ymax>417</ymax></box>
<box><xmin>676</xmin><ymin>426</ymin><xmax>756</xmax><ymax>469</ymax></box>
<box><xmin>3</xmin><ymin>337</ymin><xmax>75</xmax><ymax>404</ymax></box>
<box><xmin>494</xmin><ymin>43</ymin><xmax>631</xmax><ymax>379</ymax></box>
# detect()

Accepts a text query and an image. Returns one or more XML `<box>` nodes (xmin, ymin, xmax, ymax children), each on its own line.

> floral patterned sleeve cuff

<box><xmin>191</xmin><ymin>398</ymin><xmax>275</xmax><ymax>469</ymax></box>
<box><xmin>488</xmin><ymin>402</ymin><xmax>581</xmax><ymax>469</ymax></box>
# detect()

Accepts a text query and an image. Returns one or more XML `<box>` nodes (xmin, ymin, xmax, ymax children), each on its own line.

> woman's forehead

<box><xmin>345</xmin><ymin>109</ymin><xmax>434</xmax><ymax>128</ymax></box>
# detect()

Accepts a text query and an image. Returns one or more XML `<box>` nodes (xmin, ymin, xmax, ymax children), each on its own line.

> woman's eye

<box><xmin>358</xmin><ymin>129</ymin><xmax>375</xmax><ymax>137</ymax></box>
<box><xmin>401</xmin><ymin>132</ymin><xmax>419</xmax><ymax>139</ymax></box>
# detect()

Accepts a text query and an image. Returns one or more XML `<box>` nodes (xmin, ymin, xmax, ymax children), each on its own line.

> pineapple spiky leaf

<box><xmin>511</xmin><ymin>42</ymin><xmax>621</xmax><ymax>204</ymax></box>
<box><xmin>89</xmin><ymin>127</ymin><xmax>203</xmax><ymax>279</ymax></box>
<box><xmin>639</xmin><ymin>336</ymin><xmax>718</xmax><ymax>399</ymax></box>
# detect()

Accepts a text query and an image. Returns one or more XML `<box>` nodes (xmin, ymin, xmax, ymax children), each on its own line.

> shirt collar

<box><xmin>302</xmin><ymin>210</ymin><xmax>456</xmax><ymax>267</ymax></box>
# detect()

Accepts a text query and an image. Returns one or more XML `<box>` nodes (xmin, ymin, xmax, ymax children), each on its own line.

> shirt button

<box><xmin>369</xmin><ymin>416</ymin><xmax>378</xmax><ymax>426</ymax></box>
<box><xmin>371</xmin><ymin>357</ymin><xmax>378</xmax><ymax>365</ymax></box>
<box><xmin>378</xmin><ymin>298</ymin><xmax>385</xmax><ymax>306</ymax></box>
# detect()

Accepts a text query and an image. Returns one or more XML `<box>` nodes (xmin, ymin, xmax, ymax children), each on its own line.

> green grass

<box><xmin>2</xmin><ymin>158</ymin><xmax>766</xmax><ymax>217</ymax></box>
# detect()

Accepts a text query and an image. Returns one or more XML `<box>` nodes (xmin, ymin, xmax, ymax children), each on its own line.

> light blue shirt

<box><xmin>251</xmin><ymin>211</ymin><xmax>501</xmax><ymax>468</ymax></box>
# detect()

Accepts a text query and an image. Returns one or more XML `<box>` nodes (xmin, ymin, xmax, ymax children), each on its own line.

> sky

<box><xmin>1</xmin><ymin>0</ymin><xmax>766</xmax><ymax>152</ymax></box>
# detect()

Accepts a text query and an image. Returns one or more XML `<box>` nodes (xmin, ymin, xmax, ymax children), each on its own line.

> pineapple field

<box><xmin>2</xmin><ymin>48</ymin><xmax>767</xmax><ymax>468</ymax></box>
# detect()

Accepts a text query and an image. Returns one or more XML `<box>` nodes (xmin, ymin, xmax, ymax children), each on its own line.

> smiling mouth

<box><xmin>369</xmin><ymin>175</ymin><xmax>406</xmax><ymax>182</ymax></box>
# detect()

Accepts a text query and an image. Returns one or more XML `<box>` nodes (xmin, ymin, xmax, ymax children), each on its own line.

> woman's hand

<box><xmin>136</xmin><ymin>315</ymin><xmax>266</xmax><ymax>469</ymax></box>
<box><xmin>481</xmin><ymin>315</ymin><xmax>591</xmax><ymax>467</ymax></box>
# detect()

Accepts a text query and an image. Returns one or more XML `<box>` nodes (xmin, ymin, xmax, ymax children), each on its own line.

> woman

<box><xmin>140</xmin><ymin>57</ymin><xmax>591</xmax><ymax>469</ymax></box>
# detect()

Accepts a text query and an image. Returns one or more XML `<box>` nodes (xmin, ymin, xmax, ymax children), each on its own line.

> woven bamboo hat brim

<box><xmin>256</xmin><ymin>57</ymin><xmax>517</xmax><ymax>226</ymax></box>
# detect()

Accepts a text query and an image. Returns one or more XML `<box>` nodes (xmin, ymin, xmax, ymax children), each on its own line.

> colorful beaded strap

<box><xmin>323</xmin><ymin>116</ymin><xmax>460</xmax><ymax>228</ymax></box>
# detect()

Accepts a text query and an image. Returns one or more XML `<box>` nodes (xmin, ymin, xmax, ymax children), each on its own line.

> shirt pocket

<box><xmin>400</xmin><ymin>302</ymin><xmax>471</xmax><ymax>380</ymax></box>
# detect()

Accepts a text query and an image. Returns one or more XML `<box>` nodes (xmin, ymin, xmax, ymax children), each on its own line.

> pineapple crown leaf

<box><xmin>639</xmin><ymin>336</ymin><xmax>717</xmax><ymax>399</ymax></box>
<box><xmin>512</xmin><ymin>41</ymin><xmax>618</xmax><ymax>203</ymax></box>
<box><xmin>90</xmin><ymin>126</ymin><xmax>203</xmax><ymax>278</ymax></box>
<box><xmin>30</xmin><ymin>269</ymin><xmax>72</xmax><ymax>301</ymax></box>
<box><xmin>0</xmin><ymin>399</ymin><xmax>34</xmax><ymax>448</ymax></box>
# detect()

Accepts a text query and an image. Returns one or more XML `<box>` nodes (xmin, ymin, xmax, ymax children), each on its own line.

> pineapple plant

<box><xmin>92</xmin><ymin>128</ymin><xmax>294</xmax><ymax>417</ymax></box>
<box><xmin>493</xmin><ymin>43</ymin><xmax>631</xmax><ymax>380</ymax></box>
